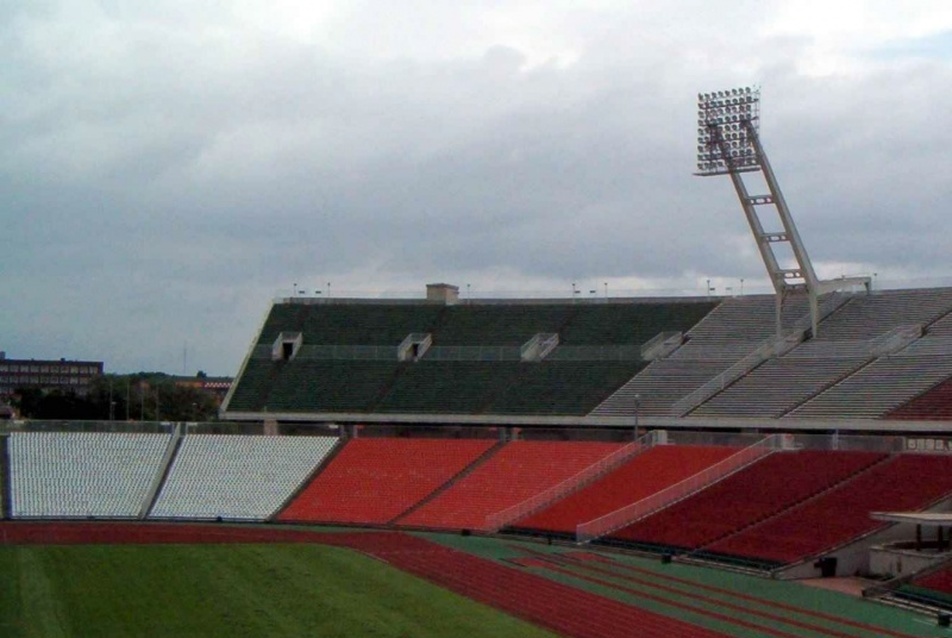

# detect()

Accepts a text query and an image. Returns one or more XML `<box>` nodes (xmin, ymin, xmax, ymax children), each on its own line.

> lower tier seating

<box><xmin>707</xmin><ymin>453</ymin><xmax>952</xmax><ymax>564</ymax></box>
<box><xmin>10</xmin><ymin>432</ymin><xmax>170</xmax><ymax>518</ymax></box>
<box><xmin>150</xmin><ymin>435</ymin><xmax>338</xmax><ymax>521</ymax></box>
<box><xmin>608</xmin><ymin>450</ymin><xmax>885</xmax><ymax>551</ymax></box>
<box><xmin>914</xmin><ymin>565</ymin><xmax>952</xmax><ymax>597</ymax></box>
<box><xmin>277</xmin><ymin>437</ymin><xmax>498</xmax><ymax>524</ymax></box>
<box><xmin>396</xmin><ymin>440</ymin><xmax>624</xmax><ymax>531</ymax></box>
<box><xmin>511</xmin><ymin>444</ymin><xmax>737</xmax><ymax>535</ymax></box>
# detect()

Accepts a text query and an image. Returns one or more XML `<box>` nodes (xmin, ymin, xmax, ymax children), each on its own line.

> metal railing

<box><xmin>669</xmin><ymin>339</ymin><xmax>784</xmax><ymax>416</ymax></box>
<box><xmin>521</xmin><ymin>333</ymin><xmax>560</xmax><ymax>362</ymax></box>
<box><xmin>576</xmin><ymin>434</ymin><xmax>782</xmax><ymax>543</ymax></box>
<box><xmin>484</xmin><ymin>431</ymin><xmax>659</xmax><ymax>531</ymax></box>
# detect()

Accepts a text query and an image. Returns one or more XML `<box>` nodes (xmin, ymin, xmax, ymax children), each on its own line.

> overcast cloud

<box><xmin>4</xmin><ymin>1</ymin><xmax>952</xmax><ymax>375</ymax></box>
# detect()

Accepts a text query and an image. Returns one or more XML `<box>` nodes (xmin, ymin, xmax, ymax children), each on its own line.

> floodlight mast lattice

<box><xmin>695</xmin><ymin>87</ymin><xmax>869</xmax><ymax>337</ymax></box>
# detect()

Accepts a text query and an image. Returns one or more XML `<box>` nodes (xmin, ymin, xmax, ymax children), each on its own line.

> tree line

<box><xmin>11</xmin><ymin>372</ymin><xmax>220</xmax><ymax>422</ymax></box>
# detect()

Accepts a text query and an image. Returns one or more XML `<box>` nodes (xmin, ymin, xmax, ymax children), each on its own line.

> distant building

<box><xmin>0</xmin><ymin>352</ymin><xmax>104</xmax><ymax>399</ymax></box>
<box><xmin>171</xmin><ymin>376</ymin><xmax>233</xmax><ymax>405</ymax></box>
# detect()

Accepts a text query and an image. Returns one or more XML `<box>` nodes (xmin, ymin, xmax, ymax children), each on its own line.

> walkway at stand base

<box><xmin>491</xmin><ymin>544</ymin><xmax>950</xmax><ymax>638</ymax></box>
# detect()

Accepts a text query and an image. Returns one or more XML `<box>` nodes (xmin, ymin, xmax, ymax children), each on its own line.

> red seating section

<box><xmin>888</xmin><ymin>378</ymin><xmax>952</xmax><ymax>420</ymax></box>
<box><xmin>277</xmin><ymin>437</ymin><xmax>496</xmax><ymax>524</ymax></box>
<box><xmin>915</xmin><ymin>565</ymin><xmax>952</xmax><ymax>595</ymax></box>
<box><xmin>514</xmin><ymin>445</ymin><xmax>736</xmax><ymax>534</ymax></box>
<box><xmin>609</xmin><ymin>450</ymin><xmax>885</xmax><ymax>550</ymax></box>
<box><xmin>709</xmin><ymin>453</ymin><xmax>952</xmax><ymax>564</ymax></box>
<box><xmin>396</xmin><ymin>441</ymin><xmax>623</xmax><ymax>531</ymax></box>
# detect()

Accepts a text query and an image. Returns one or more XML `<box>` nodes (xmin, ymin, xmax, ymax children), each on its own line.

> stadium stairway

<box><xmin>385</xmin><ymin>439</ymin><xmax>505</xmax><ymax>524</ymax></box>
<box><xmin>268</xmin><ymin>434</ymin><xmax>348</xmax><ymax>521</ymax></box>
<box><xmin>140</xmin><ymin>428</ymin><xmax>184</xmax><ymax>519</ymax></box>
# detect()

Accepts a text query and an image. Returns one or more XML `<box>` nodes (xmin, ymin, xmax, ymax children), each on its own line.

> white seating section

<box><xmin>693</xmin><ymin>357</ymin><xmax>867</xmax><ymax>418</ymax></box>
<box><xmin>10</xmin><ymin>432</ymin><xmax>170</xmax><ymax>518</ymax></box>
<box><xmin>593</xmin><ymin>296</ymin><xmax>813</xmax><ymax>418</ymax></box>
<box><xmin>789</xmin><ymin>354</ymin><xmax>952</xmax><ymax>419</ymax></box>
<box><xmin>149</xmin><ymin>435</ymin><xmax>337</xmax><ymax>521</ymax></box>
<box><xmin>592</xmin><ymin>359</ymin><xmax>732</xmax><ymax>417</ymax></box>
<box><xmin>811</xmin><ymin>289</ymin><xmax>952</xmax><ymax>342</ymax></box>
<box><xmin>593</xmin><ymin>290</ymin><xmax>952</xmax><ymax>419</ymax></box>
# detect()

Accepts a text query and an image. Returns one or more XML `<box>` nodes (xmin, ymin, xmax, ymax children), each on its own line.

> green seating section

<box><xmin>376</xmin><ymin>363</ymin><xmax>522</xmax><ymax>414</ymax></box>
<box><xmin>257</xmin><ymin>304</ymin><xmax>444</xmax><ymax>346</ymax></box>
<box><xmin>485</xmin><ymin>361</ymin><xmax>646</xmax><ymax>415</ymax></box>
<box><xmin>431</xmin><ymin>305</ymin><xmax>573</xmax><ymax>345</ymax></box>
<box><xmin>228</xmin><ymin>299</ymin><xmax>717</xmax><ymax>415</ymax></box>
<box><xmin>558</xmin><ymin>301</ymin><xmax>717</xmax><ymax>345</ymax></box>
<box><xmin>226</xmin><ymin>359</ymin><xmax>280</xmax><ymax>411</ymax></box>
<box><xmin>229</xmin><ymin>360</ymin><xmax>401</xmax><ymax>413</ymax></box>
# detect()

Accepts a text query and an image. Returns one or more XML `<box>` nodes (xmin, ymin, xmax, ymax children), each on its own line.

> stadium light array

<box><xmin>696</xmin><ymin>86</ymin><xmax>760</xmax><ymax>176</ymax></box>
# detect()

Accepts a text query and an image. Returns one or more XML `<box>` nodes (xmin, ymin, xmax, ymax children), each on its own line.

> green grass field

<box><xmin>0</xmin><ymin>543</ymin><xmax>557</xmax><ymax>638</ymax></box>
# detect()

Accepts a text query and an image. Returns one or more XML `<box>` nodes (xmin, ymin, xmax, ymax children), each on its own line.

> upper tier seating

<box><xmin>811</xmin><ymin>289</ymin><xmax>952</xmax><ymax>341</ymax></box>
<box><xmin>264</xmin><ymin>360</ymin><xmax>401</xmax><ymax>413</ymax></box>
<box><xmin>707</xmin><ymin>453</ymin><xmax>952</xmax><ymax>565</ymax></box>
<box><xmin>789</xmin><ymin>354</ymin><xmax>952</xmax><ymax>419</ymax></box>
<box><xmin>10</xmin><ymin>432</ymin><xmax>170</xmax><ymax>518</ymax></box>
<box><xmin>886</xmin><ymin>377</ymin><xmax>952</xmax><ymax>420</ymax></box>
<box><xmin>484</xmin><ymin>361</ymin><xmax>645</xmax><ymax>415</ymax></box>
<box><xmin>591</xmin><ymin>359</ymin><xmax>733</xmax><ymax>416</ymax></box>
<box><xmin>608</xmin><ymin>450</ymin><xmax>885</xmax><ymax>551</ymax></box>
<box><xmin>229</xmin><ymin>298</ymin><xmax>721</xmax><ymax>417</ymax></box>
<box><xmin>557</xmin><ymin>301</ymin><xmax>717</xmax><ymax>345</ymax></box>
<box><xmin>692</xmin><ymin>357</ymin><xmax>868</xmax><ymax>418</ymax></box>
<box><xmin>679</xmin><ymin>295</ymin><xmax>812</xmax><ymax>345</ymax></box>
<box><xmin>396</xmin><ymin>440</ymin><xmax>624</xmax><ymax>531</ymax></box>
<box><xmin>375</xmin><ymin>362</ymin><xmax>522</xmax><ymax>413</ymax></box>
<box><xmin>431</xmin><ymin>305</ymin><xmax>572</xmax><ymax>345</ymax></box>
<box><xmin>591</xmin><ymin>296</ymin><xmax>813</xmax><ymax>418</ymax></box>
<box><xmin>150</xmin><ymin>435</ymin><xmax>338</xmax><ymax>521</ymax></box>
<box><xmin>511</xmin><ymin>445</ymin><xmax>737</xmax><ymax>535</ymax></box>
<box><xmin>277</xmin><ymin>437</ymin><xmax>498</xmax><ymax>525</ymax></box>
<box><xmin>257</xmin><ymin>303</ymin><xmax>444</xmax><ymax>346</ymax></box>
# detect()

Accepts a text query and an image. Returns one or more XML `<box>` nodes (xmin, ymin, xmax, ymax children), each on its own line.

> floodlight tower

<box><xmin>695</xmin><ymin>87</ymin><xmax>869</xmax><ymax>337</ymax></box>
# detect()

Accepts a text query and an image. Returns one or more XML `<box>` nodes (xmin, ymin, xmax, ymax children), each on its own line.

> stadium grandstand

<box><xmin>8</xmin><ymin>287</ymin><xmax>952</xmax><ymax>577</ymax></box>
<box><xmin>9</xmin><ymin>87</ymin><xmax>952</xmax><ymax>635</ymax></box>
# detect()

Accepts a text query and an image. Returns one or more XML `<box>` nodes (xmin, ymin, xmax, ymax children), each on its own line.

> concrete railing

<box><xmin>484</xmin><ymin>431</ymin><xmax>660</xmax><ymax>532</ymax></box>
<box><xmin>576</xmin><ymin>434</ymin><xmax>781</xmax><ymax>543</ymax></box>
<box><xmin>867</xmin><ymin>324</ymin><xmax>922</xmax><ymax>357</ymax></box>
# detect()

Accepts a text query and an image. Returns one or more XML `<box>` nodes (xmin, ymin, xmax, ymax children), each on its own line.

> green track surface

<box><xmin>0</xmin><ymin>543</ymin><xmax>557</xmax><ymax>638</ymax></box>
<box><xmin>421</xmin><ymin>533</ymin><xmax>952</xmax><ymax>638</ymax></box>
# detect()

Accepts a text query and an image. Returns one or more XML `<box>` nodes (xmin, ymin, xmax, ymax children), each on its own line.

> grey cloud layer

<box><xmin>2</xmin><ymin>2</ymin><xmax>951</xmax><ymax>373</ymax></box>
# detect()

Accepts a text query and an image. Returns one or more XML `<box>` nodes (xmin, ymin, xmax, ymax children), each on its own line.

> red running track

<box><xmin>0</xmin><ymin>522</ymin><xmax>730</xmax><ymax>638</ymax></box>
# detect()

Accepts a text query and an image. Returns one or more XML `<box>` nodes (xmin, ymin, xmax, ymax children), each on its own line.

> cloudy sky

<box><xmin>4</xmin><ymin>1</ymin><xmax>952</xmax><ymax>375</ymax></box>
